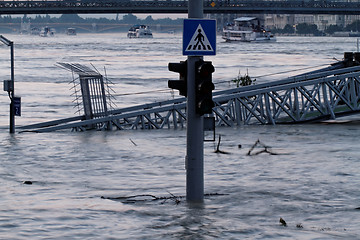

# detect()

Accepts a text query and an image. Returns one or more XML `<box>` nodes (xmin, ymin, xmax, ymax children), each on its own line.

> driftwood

<box><xmin>214</xmin><ymin>135</ymin><xmax>230</xmax><ymax>154</ymax></box>
<box><xmin>129</xmin><ymin>138</ymin><xmax>137</xmax><ymax>146</ymax></box>
<box><xmin>101</xmin><ymin>192</ymin><xmax>227</xmax><ymax>204</ymax></box>
<box><xmin>247</xmin><ymin>139</ymin><xmax>279</xmax><ymax>156</ymax></box>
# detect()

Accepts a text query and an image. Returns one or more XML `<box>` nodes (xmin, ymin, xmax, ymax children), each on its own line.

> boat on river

<box><xmin>66</xmin><ymin>28</ymin><xmax>77</xmax><ymax>36</ymax></box>
<box><xmin>127</xmin><ymin>25</ymin><xmax>153</xmax><ymax>38</ymax></box>
<box><xmin>222</xmin><ymin>17</ymin><xmax>275</xmax><ymax>42</ymax></box>
<box><xmin>39</xmin><ymin>26</ymin><xmax>55</xmax><ymax>37</ymax></box>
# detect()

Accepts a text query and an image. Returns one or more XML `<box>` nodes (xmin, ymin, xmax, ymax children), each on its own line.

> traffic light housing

<box><xmin>168</xmin><ymin>61</ymin><xmax>187</xmax><ymax>97</ymax></box>
<box><xmin>195</xmin><ymin>60</ymin><xmax>215</xmax><ymax>116</ymax></box>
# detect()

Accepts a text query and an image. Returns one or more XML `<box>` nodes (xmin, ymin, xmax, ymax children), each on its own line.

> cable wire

<box><xmin>113</xmin><ymin>64</ymin><xmax>331</xmax><ymax>97</ymax></box>
<box><xmin>113</xmin><ymin>88</ymin><xmax>171</xmax><ymax>97</ymax></box>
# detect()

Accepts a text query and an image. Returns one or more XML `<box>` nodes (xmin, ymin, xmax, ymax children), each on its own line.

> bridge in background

<box><xmin>19</xmin><ymin>52</ymin><xmax>360</xmax><ymax>133</ymax></box>
<box><xmin>2</xmin><ymin>0</ymin><xmax>360</xmax><ymax>15</ymax></box>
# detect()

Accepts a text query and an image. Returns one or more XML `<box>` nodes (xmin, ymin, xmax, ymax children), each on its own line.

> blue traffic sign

<box><xmin>183</xmin><ymin>19</ymin><xmax>216</xmax><ymax>56</ymax></box>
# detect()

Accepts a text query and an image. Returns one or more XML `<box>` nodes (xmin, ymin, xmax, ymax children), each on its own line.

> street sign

<box><xmin>13</xmin><ymin>96</ymin><xmax>21</xmax><ymax>116</ymax></box>
<box><xmin>183</xmin><ymin>19</ymin><xmax>216</xmax><ymax>56</ymax></box>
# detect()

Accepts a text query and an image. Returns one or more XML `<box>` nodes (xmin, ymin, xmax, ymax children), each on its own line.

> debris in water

<box><xmin>101</xmin><ymin>192</ymin><xmax>228</xmax><ymax>204</ymax></box>
<box><xmin>247</xmin><ymin>139</ymin><xmax>278</xmax><ymax>156</ymax></box>
<box><xmin>214</xmin><ymin>135</ymin><xmax>230</xmax><ymax>154</ymax></box>
<box><xmin>166</xmin><ymin>191</ymin><xmax>181</xmax><ymax>205</ymax></box>
<box><xmin>279</xmin><ymin>217</ymin><xmax>287</xmax><ymax>226</ymax></box>
<box><xmin>129</xmin><ymin>138</ymin><xmax>137</xmax><ymax>146</ymax></box>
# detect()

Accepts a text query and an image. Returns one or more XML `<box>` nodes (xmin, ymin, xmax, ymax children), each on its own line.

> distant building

<box><xmin>265</xmin><ymin>14</ymin><xmax>294</xmax><ymax>29</ymax></box>
<box><xmin>210</xmin><ymin>12</ymin><xmax>360</xmax><ymax>33</ymax></box>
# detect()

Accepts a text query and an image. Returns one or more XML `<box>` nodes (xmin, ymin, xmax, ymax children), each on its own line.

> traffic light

<box><xmin>195</xmin><ymin>60</ymin><xmax>215</xmax><ymax>115</ymax></box>
<box><xmin>168</xmin><ymin>61</ymin><xmax>187</xmax><ymax>97</ymax></box>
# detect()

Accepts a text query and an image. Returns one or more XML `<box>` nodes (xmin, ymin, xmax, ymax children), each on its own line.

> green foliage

<box><xmin>58</xmin><ymin>14</ymin><xmax>84</xmax><ymax>23</ymax></box>
<box><xmin>232</xmin><ymin>71</ymin><xmax>256</xmax><ymax>87</ymax></box>
<box><xmin>144</xmin><ymin>15</ymin><xmax>154</xmax><ymax>23</ymax></box>
<box><xmin>324</xmin><ymin>24</ymin><xmax>343</xmax><ymax>35</ymax></box>
<box><xmin>283</xmin><ymin>24</ymin><xmax>295</xmax><ymax>34</ymax></box>
<box><xmin>345</xmin><ymin>20</ymin><xmax>360</xmax><ymax>32</ymax></box>
<box><xmin>296</xmin><ymin>23</ymin><xmax>322</xmax><ymax>36</ymax></box>
<box><xmin>122</xmin><ymin>14</ymin><xmax>138</xmax><ymax>24</ymax></box>
<box><xmin>272</xmin><ymin>24</ymin><xmax>295</xmax><ymax>34</ymax></box>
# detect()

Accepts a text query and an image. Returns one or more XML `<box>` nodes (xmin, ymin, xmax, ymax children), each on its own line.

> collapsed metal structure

<box><xmin>19</xmin><ymin>52</ymin><xmax>360</xmax><ymax>133</ymax></box>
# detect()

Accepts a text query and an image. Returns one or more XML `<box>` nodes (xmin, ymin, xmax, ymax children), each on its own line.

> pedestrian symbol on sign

<box><xmin>183</xmin><ymin>19</ymin><xmax>216</xmax><ymax>56</ymax></box>
<box><xmin>185</xmin><ymin>24</ymin><xmax>213</xmax><ymax>53</ymax></box>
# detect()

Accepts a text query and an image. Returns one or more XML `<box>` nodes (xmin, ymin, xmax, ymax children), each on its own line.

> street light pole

<box><xmin>1</xmin><ymin>35</ymin><xmax>15</xmax><ymax>134</ymax></box>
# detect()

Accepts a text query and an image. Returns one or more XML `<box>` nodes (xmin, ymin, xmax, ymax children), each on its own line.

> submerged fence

<box><xmin>19</xmin><ymin>54</ymin><xmax>360</xmax><ymax>132</ymax></box>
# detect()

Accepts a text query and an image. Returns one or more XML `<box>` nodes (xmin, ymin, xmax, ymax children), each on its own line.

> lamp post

<box><xmin>1</xmin><ymin>35</ymin><xmax>15</xmax><ymax>134</ymax></box>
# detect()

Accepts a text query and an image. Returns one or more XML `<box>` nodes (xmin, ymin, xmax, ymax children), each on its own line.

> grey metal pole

<box><xmin>186</xmin><ymin>57</ymin><xmax>204</xmax><ymax>203</ymax></box>
<box><xmin>186</xmin><ymin>0</ymin><xmax>204</xmax><ymax>203</ymax></box>
<box><xmin>10</xmin><ymin>41</ymin><xmax>15</xmax><ymax>134</ymax></box>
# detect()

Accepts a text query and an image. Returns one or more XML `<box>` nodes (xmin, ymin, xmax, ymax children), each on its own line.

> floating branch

<box><xmin>129</xmin><ymin>138</ymin><xmax>137</xmax><ymax>146</ymax></box>
<box><xmin>102</xmin><ymin>194</ymin><xmax>163</xmax><ymax>201</ymax></box>
<box><xmin>101</xmin><ymin>192</ymin><xmax>228</xmax><ymax>204</ymax></box>
<box><xmin>166</xmin><ymin>191</ymin><xmax>181</xmax><ymax>205</ymax></box>
<box><xmin>247</xmin><ymin>139</ymin><xmax>279</xmax><ymax>156</ymax></box>
<box><xmin>214</xmin><ymin>135</ymin><xmax>230</xmax><ymax>154</ymax></box>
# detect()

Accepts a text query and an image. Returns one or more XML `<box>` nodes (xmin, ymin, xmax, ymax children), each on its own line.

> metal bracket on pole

<box><xmin>3</xmin><ymin>80</ymin><xmax>13</xmax><ymax>92</ymax></box>
<box><xmin>203</xmin><ymin>116</ymin><xmax>215</xmax><ymax>142</ymax></box>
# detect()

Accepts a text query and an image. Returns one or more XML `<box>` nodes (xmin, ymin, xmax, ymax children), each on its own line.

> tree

<box><xmin>345</xmin><ymin>20</ymin><xmax>360</xmax><ymax>32</ymax></box>
<box><xmin>283</xmin><ymin>24</ymin><xmax>295</xmax><ymax>34</ymax></box>
<box><xmin>58</xmin><ymin>14</ymin><xmax>83</xmax><ymax>23</ymax></box>
<box><xmin>144</xmin><ymin>15</ymin><xmax>154</xmax><ymax>24</ymax></box>
<box><xmin>325</xmin><ymin>24</ymin><xmax>343</xmax><ymax>35</ymax></box>
<box><xmin>296</xmin><ymin>23</ymin><xmax>322</xmax><ymax>35</ymax></box>
<box><xmin>122</xmin><ymin>14</ymin><xmax>138</xmax><ymax>24</ymax></box>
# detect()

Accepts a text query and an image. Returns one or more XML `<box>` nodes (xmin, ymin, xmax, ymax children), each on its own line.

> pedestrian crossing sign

<box><xmin>183</xmin><ymin>19</ymin><xmax>216</xmax><ymax>56</ymax></box>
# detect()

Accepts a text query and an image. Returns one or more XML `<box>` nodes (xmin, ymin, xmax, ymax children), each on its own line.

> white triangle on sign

<box><xmin>185</xmin><ymin>24</ymin><xmax>214</xmax><ymax>52</ymax></box>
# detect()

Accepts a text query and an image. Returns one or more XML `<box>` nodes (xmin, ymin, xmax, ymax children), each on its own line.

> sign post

<box><xmin>183</xmin><ymin>5</ymin><xmax>216</xmax><ymax>203</ymax></box>
<box><xmin>1</xmin><ymin>35</ymin><xmax>15</xmax><ymax>134</ymax></box>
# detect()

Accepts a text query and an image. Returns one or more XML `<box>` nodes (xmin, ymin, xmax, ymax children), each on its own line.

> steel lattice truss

<box><xmin>213</xmin><ymin>68</ymin><xmax>360</xmax><ymax>126</ymax></box>
<box><xmin>3</xmin><ymin>0</ymin><xmax>360</xmax><ymax>15</ymax></box>
<box><xmin>19</xmin><ymin>65</ymin><xmax>360</xmax><ymax>132</ymax></box>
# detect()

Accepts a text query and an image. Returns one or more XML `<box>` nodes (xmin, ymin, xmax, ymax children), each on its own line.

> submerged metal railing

<box><xmin>19</xmin><ymin>54</ymin><xmax>360</xmax><ymax>133</ymax></box>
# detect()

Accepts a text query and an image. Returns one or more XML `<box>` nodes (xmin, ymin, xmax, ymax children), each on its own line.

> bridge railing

<box><xmin>2</xmin><ymin>0</ymin><xmax>360</xmax><ymax>15</ymax></box>
<box><xmin>212</xmin><ymin>65</ymin><xmax>360</xmax><ymax>125</ymax></box>
<box><xmin>18</xmin><ymin>60</ymin><xmax>360</xmax><ymax>132</ymax></box>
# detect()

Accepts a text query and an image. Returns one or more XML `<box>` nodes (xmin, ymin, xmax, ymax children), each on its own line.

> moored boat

<box><xmin>66</xmin><ymin>28</ymin><xmax>77</xmax><ymax>36</ymax></box>
<box><xmin>127</xmin><ymin>25</ymin><xmax>153</xmax><ymax>38</ymax></box>
<box><xmin>222</xmin><ymin>17</ymin><xmax>275</xmax><ymax>42</ymax></box>
<box><xmin>40</xmin><ymin>26</ymin><xmax>55</xmax><ymax>37</ymax></box>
